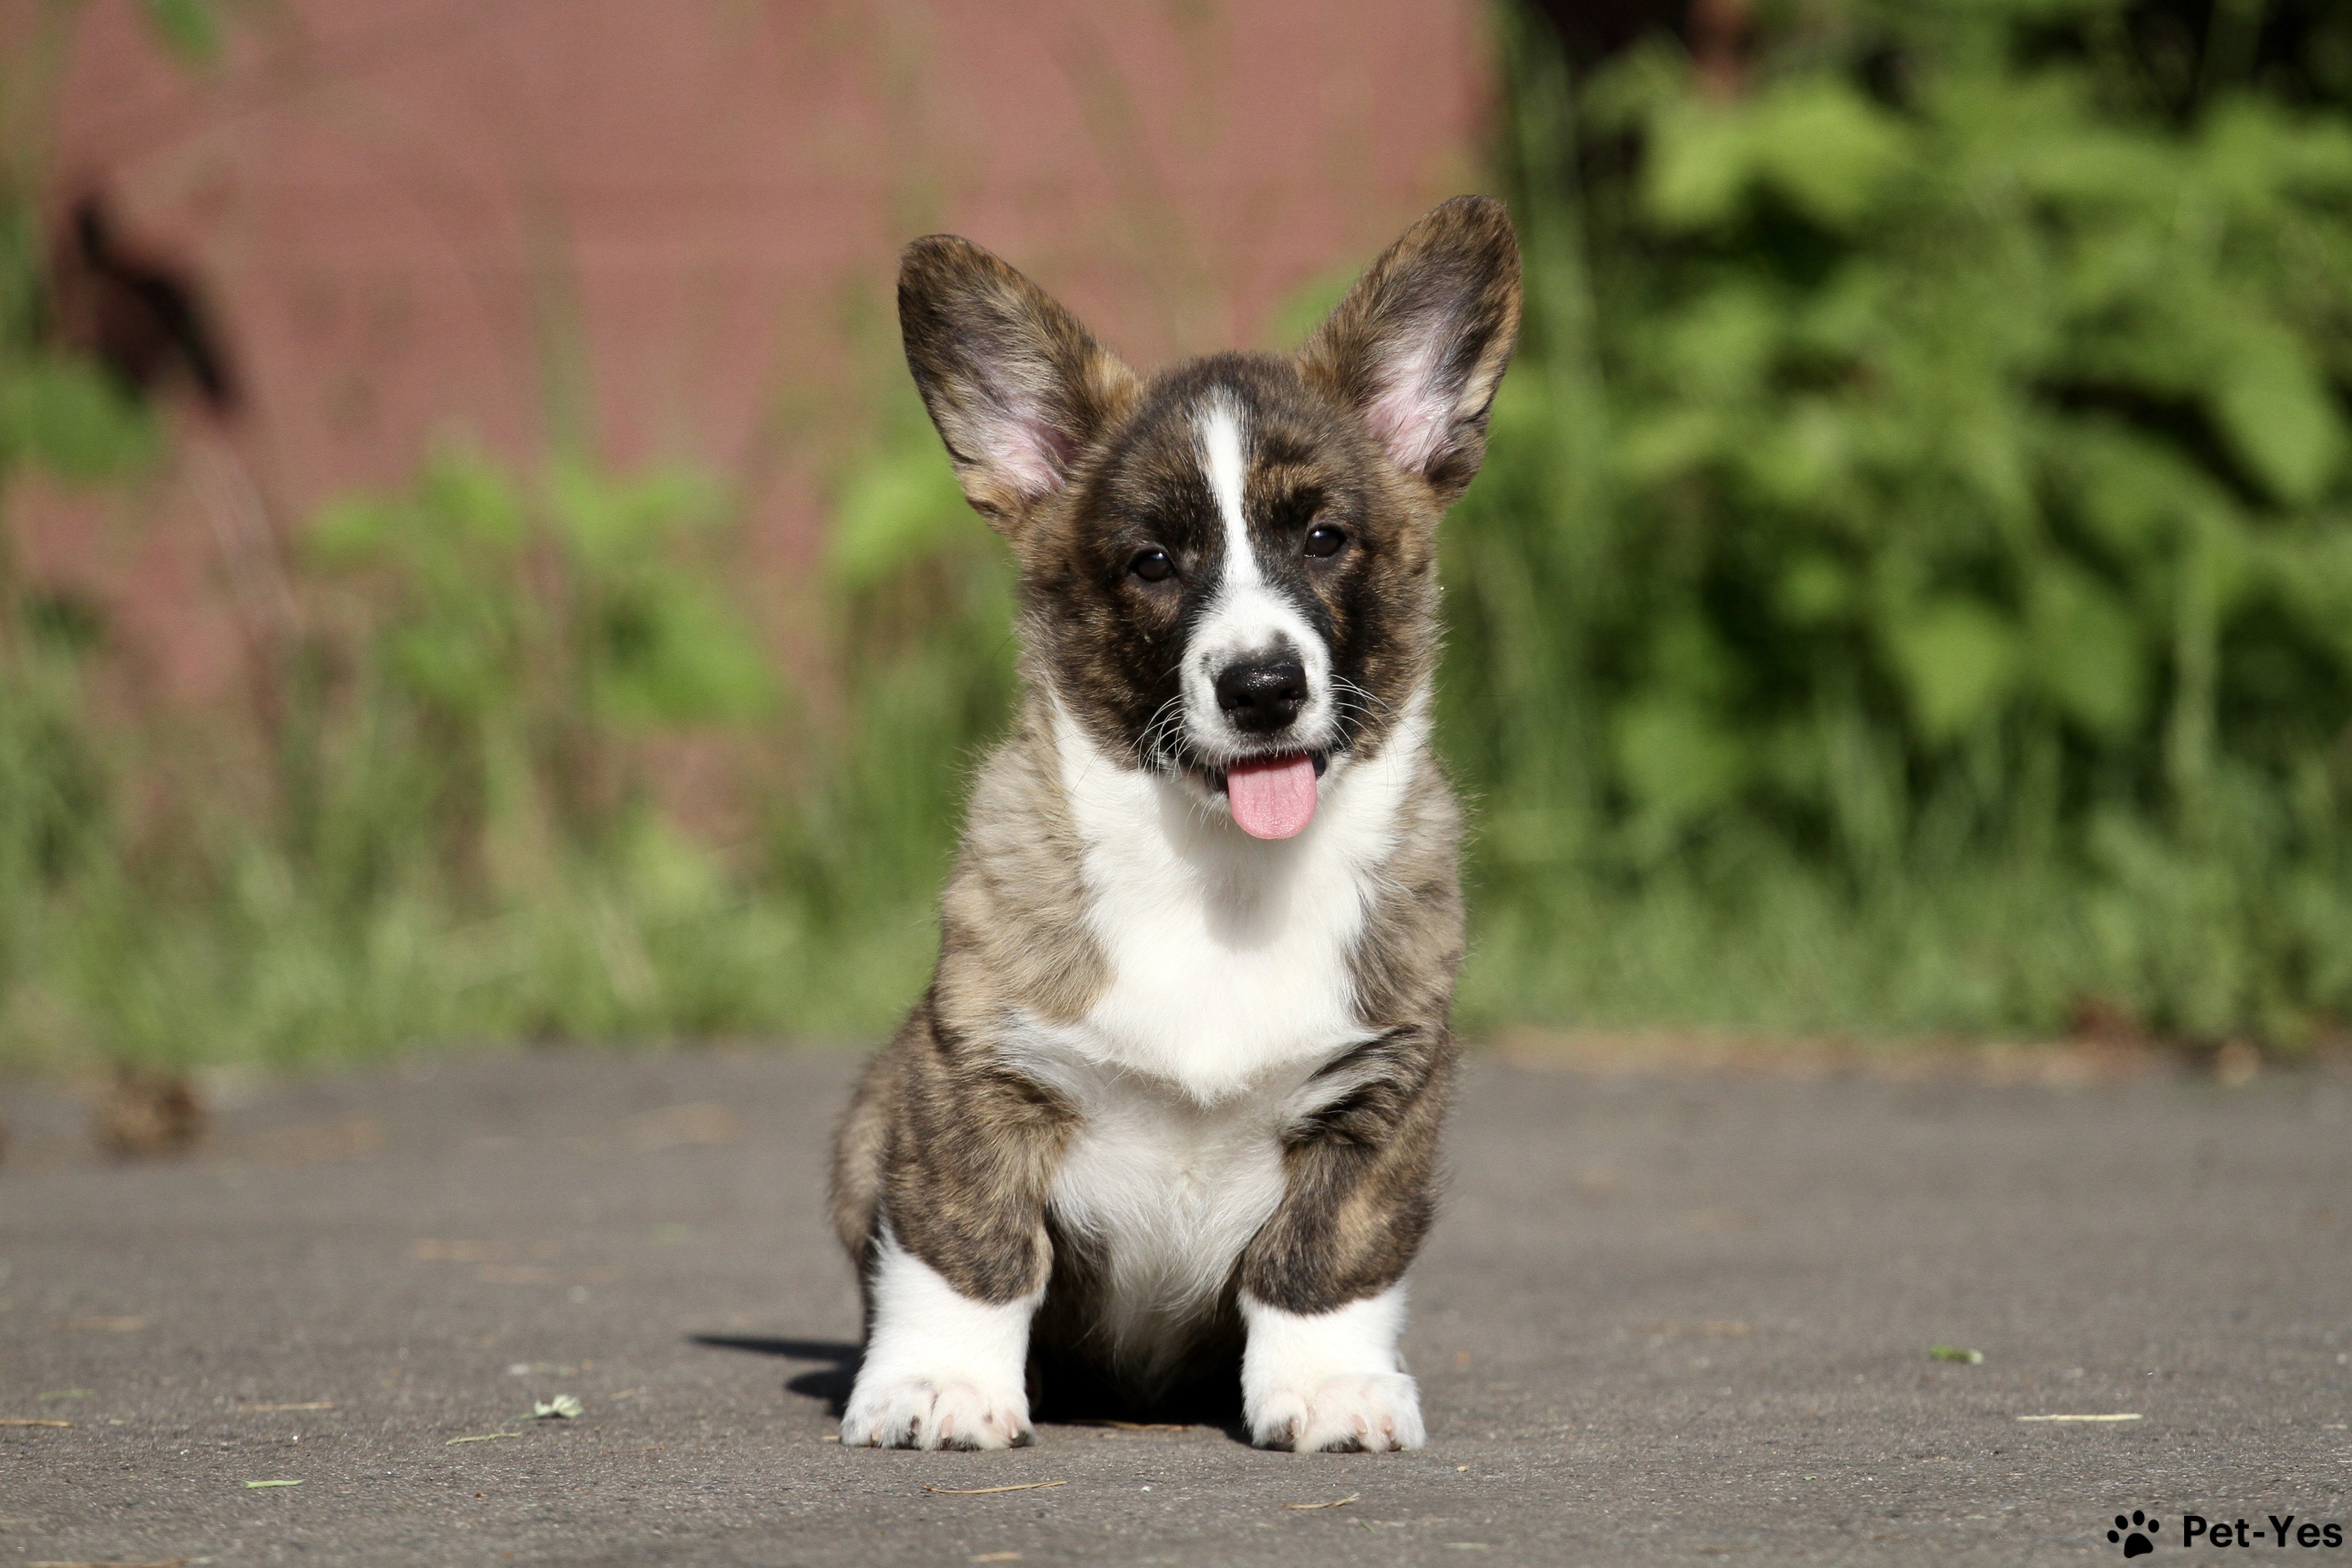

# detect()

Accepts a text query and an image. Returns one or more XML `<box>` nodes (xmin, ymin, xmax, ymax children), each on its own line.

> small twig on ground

<box><xmin>923</xmin><ymin>1480</ymin><xmax>1067</xmax><ymax>1495</ymax></box>
<box><xmin>1</xmin><ymin>1419</ymin><xmax>75</xmax><ymax>1428</ymax></box>
<box><xmin>2015</xmin><ymin>1413</ymin><xmax>2142</xmax><ymax>1422</ymax></box>
<box><xmin>1071</xmin><ymin>1418</ymin><xmax>1192</xmax><ymax>1432</ymax></box>
<box><xmin>1283</xmin><ymin>1494</ymin><xmax>1360</xmax><ymax>1510</ymax></box>
<box><xmin>237</xmin><ymin>1402</ymin><xmax>334</xmax><ymax>1412</ymax></box>
<box><xmin>446</xmin><ymin>1432</ymin><xmax>523</xmax><ymax>1444</ymax></box>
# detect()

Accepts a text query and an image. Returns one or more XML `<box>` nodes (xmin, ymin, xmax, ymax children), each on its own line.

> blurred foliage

<box><xmin>772</xmin><ymin>383</ymin><xmax>1017</xmax><ymax>994</ymax></box>
<box><xmin>1445</xmin><ymin>0</ymin><xmax>2352</xmax><ymax>1044</ymax></box>
<box><xmin>3</xmin><ymin>441</ymin><xmax>804</xmax><ymax>1067</ymax></box>
<box><xmin>311</xmin><ymin>451</ymin><xmax>771</xmax><ymax>745</ymax></box>
<box><xmin>132</xmin><ymin>0</ymin><xmax>222</xmax><ymax>67</ymax></box>
<box><xmin>10</xmin><ymin>0</ymin><xmax>2352</xmax><ymax>1065</ymax></box>
<box><xmin>0</xmin><ymin>1</ymin><xmax>161</xmax><ymax>1066</ymax></box>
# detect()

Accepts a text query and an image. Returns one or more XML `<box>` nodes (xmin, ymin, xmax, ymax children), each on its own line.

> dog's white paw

<box><xmin>840</xmin><ymin>1374</ymin><xmax>1033</xmax><ymax>1450</ymax></box>
<box><xmin>1247</xmin><ymin>1370</ymin><xmax>1424</xmax><ymax>1452</ymax></box>
<box><xmin>846</xmin><ymin>1232</ymin><xmax>1042</xmax><ymax>1449</ymax></box>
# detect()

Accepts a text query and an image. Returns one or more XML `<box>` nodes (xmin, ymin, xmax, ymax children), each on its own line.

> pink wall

<box><xmin>20</xmin><ymin>0</ymin><xmax>1491</xmax><ymax>706</ymax></box>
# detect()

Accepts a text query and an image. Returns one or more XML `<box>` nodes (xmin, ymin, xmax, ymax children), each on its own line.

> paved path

<box><xmin>3</xmin><ymin>1046</ymin><xmax>2348</xmax><ymax>1566</ymax></box>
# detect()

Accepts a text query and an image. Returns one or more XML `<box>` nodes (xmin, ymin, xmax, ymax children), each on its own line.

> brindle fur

<box><xmin>829</xmin><ymin>196</ymin><xmax>1519</xmax><ymax>1420</ymax></box>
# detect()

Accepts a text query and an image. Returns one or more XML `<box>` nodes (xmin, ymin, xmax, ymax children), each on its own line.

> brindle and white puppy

<box><xmin>830</xmin><ymin>196</ymin><xmax>1520</xmax><ymax>1453</ymax></box>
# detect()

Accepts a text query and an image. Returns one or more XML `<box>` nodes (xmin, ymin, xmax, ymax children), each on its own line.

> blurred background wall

<box><xmin>21</xmin><ymin>0</ymin><xmax>1484</xmax><ymax>708</ymax></box>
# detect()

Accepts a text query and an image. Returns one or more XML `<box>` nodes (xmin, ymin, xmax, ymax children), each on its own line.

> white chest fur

<box><xmin>986</xmin><ymin>698</ymin><xmax>1431</xmax><ymax>1376</ymax></box>
<box><xmin>1043</xmin><ymin>697</ymin><xmax>1429</xmax><ymax>1102</ymax></box>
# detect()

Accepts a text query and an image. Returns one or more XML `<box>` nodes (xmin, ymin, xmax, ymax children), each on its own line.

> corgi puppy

<box><xmin>829</xmin><ymin>196</ymin><xmax>1520</xmax><ymax>1452</ymax></box>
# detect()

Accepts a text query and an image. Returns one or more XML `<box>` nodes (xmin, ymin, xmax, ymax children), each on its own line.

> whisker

<box><xmin>1328</xmin><ymin>675</ymin><xmax>1394</xmax><ymax>718</ymax></box>
<box><xmin>1138</xmin><ymin>690</ymin><xmax>1190</xmax><ymax>774</ymax></box>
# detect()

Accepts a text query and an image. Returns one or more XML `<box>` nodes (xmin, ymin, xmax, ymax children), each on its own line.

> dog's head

<box><xmin>899</xmin><ymin>196</ymin><xmax>1519</xmax><ymax>839</ymax></box>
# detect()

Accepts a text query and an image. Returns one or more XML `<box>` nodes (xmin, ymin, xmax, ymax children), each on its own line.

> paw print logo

<box><xmin>2108</xmin><ymin>1510</ymin><xmax>2161</xmax><ymax>1558</ymax></box>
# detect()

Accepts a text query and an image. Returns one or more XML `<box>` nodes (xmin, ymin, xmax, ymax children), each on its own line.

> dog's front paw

<box><xmin>840</xmin><ymin>1375</ymin><xmax>1034</xmax><ymax>1451</ymax></box>
<box><xmin>1247</xmin><ymin>1370</ymin><xmax>1424</xmax><ymax>1453</ymax></box>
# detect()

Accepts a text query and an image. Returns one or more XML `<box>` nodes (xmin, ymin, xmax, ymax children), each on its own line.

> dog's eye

<box><xmin>1304</xmin><ymin>524</ymin><xmax>1347</xmax><ymax>558</ymax></box>
<box><xmin>1130</xmin><ymin>548</ymin><xmax>1176</xmax><ymax>583</ymax></box>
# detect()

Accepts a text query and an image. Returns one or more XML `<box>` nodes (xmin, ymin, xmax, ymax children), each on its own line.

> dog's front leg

<box><xmin>1237</xmin><ymin>1031</ymin><xmax>1451</xmax><ymax>1452</ymax></box>
<box><xmin>1240</xmin><ymin>1280</ymin><xmax>1423</xmax><ymax>1454</ymax></box>
<box><xmin>840</xmin><ymin>1007</ymin><xmax>1070</xmax><ymax>1451</ymax></box>
<box><xmin>843</xmin><ymin>1228</ymin><xmax>1044</xmax><ymax>1450</ymax></box>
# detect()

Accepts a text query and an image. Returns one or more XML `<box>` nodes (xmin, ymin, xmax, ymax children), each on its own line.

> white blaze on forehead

<box><xmin>1197</xmin><ymin>396</ymin><xmax>1260</xmax><ymax>588</ymax></box>
<box><xmin>1178</xmin><ymin>388</ymin><xmax>1337</xmax><ymax>763</ymax></box>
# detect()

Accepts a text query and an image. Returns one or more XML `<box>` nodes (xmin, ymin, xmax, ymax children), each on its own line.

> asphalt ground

<box><xmin>2</xmin><ymin>1044</ymin><xmax>2348</xmax><ymax>1567</ymax></box>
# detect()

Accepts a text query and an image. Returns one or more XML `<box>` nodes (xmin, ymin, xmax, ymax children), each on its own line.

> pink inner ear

<box><xmin>981</xmin><ymin>402</ymin><xmax>1071</xmax><ymax>502</ymax></box>
<box><xmin>1363</xmin><ymin>337</ymin><xmax>1449</xmax><ymax>476</ymax></box>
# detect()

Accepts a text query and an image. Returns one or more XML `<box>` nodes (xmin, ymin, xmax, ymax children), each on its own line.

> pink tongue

<box><xmin>1226</xmin><ymin>755</ymin><xmax>1318</xmax><ymax>840</ymax></box>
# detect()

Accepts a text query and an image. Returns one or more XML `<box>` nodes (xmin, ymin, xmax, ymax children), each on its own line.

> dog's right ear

<box><xmin>898</xmin><ymin>236</ymin><xmax>1140</xmax><ymax>534</ymax></box>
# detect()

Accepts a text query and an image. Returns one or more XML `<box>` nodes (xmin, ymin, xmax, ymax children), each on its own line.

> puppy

<box><xmin>829</xmin><ymin>196</ymin><xmax>1520</xmax><ymax>1452</ymax></box>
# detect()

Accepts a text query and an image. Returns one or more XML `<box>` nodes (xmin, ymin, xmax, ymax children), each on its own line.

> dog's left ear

<box><xmin>1300</xmin><ymin>195</ymin><xmax>1521</xmax><ymax>505</ymax></box>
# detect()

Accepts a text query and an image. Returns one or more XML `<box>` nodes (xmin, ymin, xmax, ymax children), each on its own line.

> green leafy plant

<box><xmin>303</xmin><ymin>448</ymin><xmax>772</xmax><ymax>883</ymax></box>
<box><xmin>1445</xmin><ymin>0</ymin><xmax>2352</xmax><ymax>1044</ymax></box>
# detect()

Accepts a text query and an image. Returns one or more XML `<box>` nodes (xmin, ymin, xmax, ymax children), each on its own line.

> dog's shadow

<box><xmin>689</xmin><ymin>1335</ymin><xmax>861</xmax><ymax>1412</ymax></box>
<box><xmin>686</xmin><ymin>1334</ymin><xmax>1254</xmax><ymax>1444</ymax></box>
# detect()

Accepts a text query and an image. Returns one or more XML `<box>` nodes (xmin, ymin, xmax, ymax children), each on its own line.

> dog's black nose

<box><xmin>1215</xmin><ymin>657</ymin><xmax>1308</xmax><ymax>733</ymax></box>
